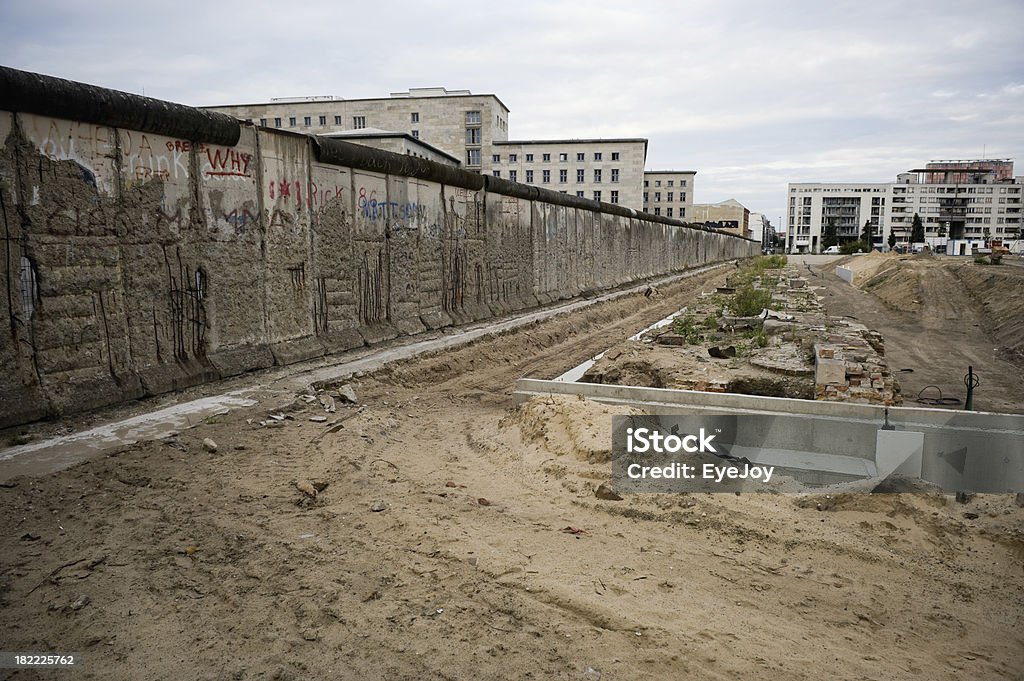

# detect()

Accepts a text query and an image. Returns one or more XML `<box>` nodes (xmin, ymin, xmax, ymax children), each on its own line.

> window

<box><xmin>542</xmin><ymin>170</ymin><xmax>550</xmax><ymax>183</ymax></box>
<box><xmin>318</xmin><ymin>115</ymin><xmax>326</xmax><ymax>126</ymax></box>
<box><xmin>611</xmin><ymin>152</ymin><xmax>619</xmax><ymax>161</ymax></box>
<box><xmin>542</xmin><ymin>153</ymin><xmax>551</xmax><ymax>162</ymax></box>
<box><xmin>644</xmin><ymin>180</ymin><xmax>649</xmax><ymax>187</ymax></box>
<box><xmin>411</xmin><ymin>130</ymin><xmax>419</xmax><ymax>138</ymax></box>
<box><xmin>594</xmin><ymin>169</ymin><xmax>602</xmax><ymax>183</ymax></box>
<box><xmin>668</xmin><ymin>208</ymin><xmax>675</xmax><ymax>217</ymax></box>
<box><xmin>466</xmin><ymin>128</ymin><xmax>481</xmax><ymax>144</ymax></box>
<box><xmin>259</xmin><ymin>118</ymin><xmax>267</xmax><ymax>127</ymax></box>
<box><xmin>577</xmin><ymin>153</ymin><xmax>585</xmax><ymax>161</ymax></box>
<box><xmin>509</xmin><ymin>170</ymin><xmax>517</xmax><ymax>182</ymax></box>
<box><xmin>593</xmin><ymin>191</ymin><xmax>601</xmax><ymax>201</ymax></box>
<box><xmin>594</xmin><ymin>152</ymin><xmax>602</xmax><ymax>161</ymax></box>
<box><xmin>559</xmin><ymin>153</ymin><xmax>568</xmax><ymax>162</ymax></box>
<box><xmin>274</xmin><ymin>117</ymin><xmax>282</xmax><ymax>127</ymax></box>
<box><xmin>466</xmin><ymin>149</ymin><xmax>480</xmax><ymax>166</ymax></box>
<box><xmin>304</xmin><ymin>116</ymin><xmax>311</xmax><ymax>126</ymax></box>
<box><xmin>334</xmin><ymin>115</ymin><xmax>342</xmax><ymax>125</ymax></box>
<box><xmin>611</xmin><ymin>169</ymin><xmax>619</xmax><ymax>183</ymax></box>
<box><xmin>680</xmin><ymin>192</ymin><xmax>686</xmax><ymax>201</ymax></box>
<box><xmin>576</xmin><ymin>191</ymin><xmax>585</xmax><ymax>198</ymax></box>
<box><xmin>493</xmin><ymin>170</ymin><xmax>501</xmax><ymax>178</ymax></box>
<box><xmin>353</xmin><ymin>116</ymin><xmax>365</xmax><ymax>129</ymax></box>
<box><xmin>681</xmin><ymin>180</ymin><xmax>687</xmax><ymax>187</ymax></box>
<box><xmin>466</xmin><ymin>111</ymin><xmax>481</xmax><ymax>124</ymax></box>
<box><xmin>559</xmin><ymin>169</ymin><xmax>567</xmax><ymax>183</ymax></box>
<box><xmin>654</xmin><ymin>192</ymin><xmax>661</xmax><ymax>202</ymax></box>
<box><xmin>643</xmin><ymin>192</ymin><xmax>648</xmax><ymax>202</ymax></box>
<box><xmin>289</xmin><ymin>116</ymin><xmax>297</xmax><ymax>127</ymax></box>
<box><xmin>492</xmin><ymin>154</ymin><xmax>501</xmax><ymax>163</ymax></box>
<box><xmin>654</xmin><ymin>207</ymin><xmax>661</xmax><ymax>216</ymax></box>
<box><xmin>509</xmin><ymin>154</ymin><xmax>517</xmax><ymax>162</ymax></box>
<box><xmin>611</xmin><ymin>190</ymin><xmax>619</xmax><ymax>204</ymax></box>
<box><xmin>526</xmin><ymin>170</ymin><xmax>534</xmax><ymax>183</ymax></box>
<box><xmin>411</xmin><ymin>112</ymin><xmax>419</xmax><ymax>123</ymax></box>
<box><xmin>655</xmin><ymin>180</ymin><xmax>661</xmax><ymax>187</ymax></box>
<box><xmin>526</xmin><ymin>153</ymin><xmax>534</xmax><ymax>162</ymax></box>
<box><xmin>667</xmin><ymin>192</ymin><xmax>673</xmax><ymax>202</ymax></box>
<box><xmin>577</xmin><ymin>169</ymin><xmax>585</xmax><ymax>183</ymax></box>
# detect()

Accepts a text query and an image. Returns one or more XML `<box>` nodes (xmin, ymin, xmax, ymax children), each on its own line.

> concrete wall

<box><xmin>0</xmin><ymin>67</ymin><xmax>757</xmax><ymax>428</ymax></box>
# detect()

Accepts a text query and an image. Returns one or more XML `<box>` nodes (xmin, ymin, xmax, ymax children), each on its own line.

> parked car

<box><xmin>823</xmin><ymin>245</ymin><xmax>840</xmax><ymax>254</ymax></box>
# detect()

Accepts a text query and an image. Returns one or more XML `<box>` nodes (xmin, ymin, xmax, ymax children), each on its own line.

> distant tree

<box><xmin>861</xmin><ymin>220</ymin><xmax>873</xmax><ymax>246</ymax></box>
<box><xmin>888</xmin><ymin>230</ymin><xmax>897</xmax><ymax>250</ymax></box>
<box><xmin>983</xmin><ymin>227</ymin><xmax>991</xmax><ymax>246</ymax></box>
<box><xmin>910</xmin><ymin>213</ymin><xmax>925</xmax><ymax>243</ymax></box>
<box><xmin>822</xmin><ymin>219</ymin><xmax>838</xmax><ymax>250</ymax></box>
<box><xmin>937</xmin><ymin>223</ymin><xmax>947</xmax><ymax>238</ymax></box>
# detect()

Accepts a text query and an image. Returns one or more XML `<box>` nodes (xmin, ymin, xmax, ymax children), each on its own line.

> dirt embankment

<box><xmin>949</xmin><ymin>261</ymin><xmax>1024</xmax><ymax>363</ymax></box>
<box><xmin>813</xmin><ymin>253</ymin><xmax>1024</xmax><ymax>413</ymax></box>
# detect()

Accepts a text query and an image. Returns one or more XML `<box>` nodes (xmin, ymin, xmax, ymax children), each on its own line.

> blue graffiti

<box><xmin>359</xmin><ymin>198</ymin><xmax>425</xmax><ymax>222</ymax></box>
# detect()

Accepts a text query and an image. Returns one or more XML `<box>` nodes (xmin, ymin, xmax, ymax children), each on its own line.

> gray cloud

<box><xmin>2</xmin><ymin>0</ymin><xmax>1021</xmax><ymax>222</ymax></box>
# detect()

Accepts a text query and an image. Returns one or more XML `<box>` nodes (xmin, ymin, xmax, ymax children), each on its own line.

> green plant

<box><xmin>974</xmin><ymin>255</ymin><xmax>988</xmax><ymax>265</ymax></box>
<box><xmin>703</xmin><ymin>314</ymin><xmax>718</xmax><ymax>329</ymax></box>
<box><xmin>671</xmin><ymin>315</ymin><xmax>702</xmax><ymax>344</ymax></box>
<box><xmin>744</xmin><ymin>327</ymin><xmax>768</xmax><ymax>348</ymax></box>
<box><xmin>727</xmin><ymin>285</ymin><xmax>772</xmax><ymax>317</ymax></box>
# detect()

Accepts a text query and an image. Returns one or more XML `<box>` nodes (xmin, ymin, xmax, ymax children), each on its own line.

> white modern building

<box><xmin>786</xmin><ymin>160</ymin><xmax>1021</xmax><ymax>254</ymax></box>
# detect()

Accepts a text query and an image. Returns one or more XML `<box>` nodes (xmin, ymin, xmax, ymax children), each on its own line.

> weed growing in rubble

<box><xmin>753</xmin><ymin>254</ymin><xmax>787</xmax><ymax>271</ymax></box>
<box><xmin>728</xmin><ymin>285</ymin><xmax>773</xmax><ymax>317</ymax></box>
<box><xmin>672</xmin><ymin>315</ymin><xmax>702</xmax><ymax>344</ymax></box>
<box><xmin>745</xmin><ymin>328</ymin><xmax>769</xmax><ymax>348</ymax></box>
<box><xmin>703</xmin><ymin>314</ymin><xmax>718</xmax><ymax>329</ymax></box>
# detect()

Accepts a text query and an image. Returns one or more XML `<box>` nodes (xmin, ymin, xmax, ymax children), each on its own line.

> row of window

<box><xmin>492</xmin><ymin>169</ymin><xmax>622</xmax><ymax>184</ymax></box>
<box><xmin>650</xmin><ymin>207</ymin><xmax>686</xmax><ymax>218</ymax></box>
<box><xmin>644</xmin><ymin>179</ymin><xmax>687</xmax><ymax>188</ymax></box>
<box><xmin>493</xmin><ymin>152</ymin><xmax>620</xmax><ymax>163</ymax></box>
<box><xmin>644</xmin><ymin>192</ymin><xmax>687</xmax><ymax>202</ymax></box>
<box><xmin>894</xmin><ymin>185</ymin><xmax>1020</xmax><ymax>194</ymax></box>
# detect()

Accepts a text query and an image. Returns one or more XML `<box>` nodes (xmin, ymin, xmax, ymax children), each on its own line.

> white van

<box><xmin>823</xmin><ymin>245</ymin><xmax>840</xmax><ymax>255</ymax></box>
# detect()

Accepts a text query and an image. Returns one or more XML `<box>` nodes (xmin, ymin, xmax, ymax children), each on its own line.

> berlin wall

<box><xmin>0</xmin><ymin>67</ymin><xmax>758</xmax><ymax>427</ymax></box>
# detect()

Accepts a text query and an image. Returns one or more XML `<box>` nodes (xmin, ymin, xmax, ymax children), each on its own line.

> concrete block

<box><xmin>875</xmin><ymin>430</ymin><xmax>924</xmax><ymax>480</ymax></box>
<box><xmin>269</xmin><ymin>337</ymin><xmax>326</xmax><ymax>366</ymax></box>
<box><xmin>816</xmin><ymin>357</ymin><xmax>847</xmax><ymax>385</ymax></box>
<box><xmin>208</xmin><ymin>344</ymin><xmax>275</xmax><ymax>378</ymax></box>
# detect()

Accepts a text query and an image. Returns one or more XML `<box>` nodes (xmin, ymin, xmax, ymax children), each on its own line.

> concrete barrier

<box><xmin>514</xmin><ymin>379</ymin><xmax>1024</xmax><ymax>493</ymax></box>
<box><xmin>835</xmin><ymin>265</ymin><xmax>854</xmax><ymax>284</ymax></box>
<box><xmin>0</xmin><ymin>66</ymin><xmax>758</xmax><ymax>427</ymax></box>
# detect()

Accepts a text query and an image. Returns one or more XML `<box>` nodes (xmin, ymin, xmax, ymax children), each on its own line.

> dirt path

<box><xmin>1</xmin><ymin>265</ymin><xmax>1023</xmax><ymax>681</ymax></box>
<box><xmin>812</xmin><ymin>257</ymin><xmax>1024</xmax><ymax>413</ymax></box>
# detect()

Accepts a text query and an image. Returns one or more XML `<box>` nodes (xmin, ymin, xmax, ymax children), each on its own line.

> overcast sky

<box><xmin>2</xmin><ymin>0</ymin><xmax>1022</xmax><ymax>223</ymax></box>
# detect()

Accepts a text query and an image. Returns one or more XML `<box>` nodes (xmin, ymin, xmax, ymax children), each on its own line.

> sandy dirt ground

<box><xmin>813</xmin><ymin>253</ymin><xmax>1024</xmax><ymax>414</ymax></box>
<box><xmin>1</xmin><ymin>264</ymin><xmax>1023</xmax><ymax>680</ymax></box>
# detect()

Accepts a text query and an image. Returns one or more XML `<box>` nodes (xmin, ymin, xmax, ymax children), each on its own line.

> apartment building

<box><xmin>786</xmin><ymin>160</ymin><xmax>1022</xmax><ymax>253</ymax></box>
<box><xmin>642</xmin><ymin>171</ymin><xmax>695</xmax><ymax>219</ymax></box>
<box><xmin>203</xmin><ymin>87</ymin><xmax>509</xmax><ymax>170</ymax></box>
<box><xmin>491</xmin><ymin>139</ymin><xmax>647</xmax><ymax>209</ymax></box>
